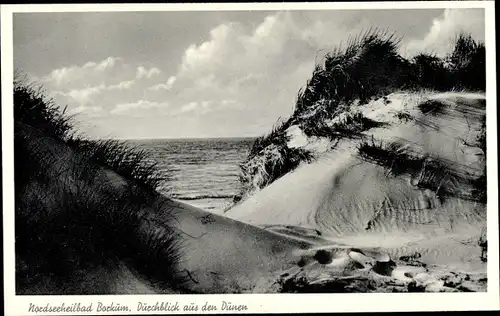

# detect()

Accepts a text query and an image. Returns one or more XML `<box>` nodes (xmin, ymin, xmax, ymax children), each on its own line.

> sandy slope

<box><xmin>225</xmin><ymin>92</ymin><xmax>487</xmax><ymax>279</ymax></box>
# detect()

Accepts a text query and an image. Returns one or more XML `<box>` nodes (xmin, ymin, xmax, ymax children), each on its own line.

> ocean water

<box><xmin>127</xmin><ymin>138</ymin><xmax>255</xmax><ymax>213</ymax></box>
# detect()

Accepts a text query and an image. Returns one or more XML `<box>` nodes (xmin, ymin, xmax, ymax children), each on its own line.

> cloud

<box><xmin>110</xmin><ymin>99</ymin><xmax>170</xmax><ymax>116</ymax></box>
<box><xmin>51</xmin><ymin>80</ymin><xmax>135</xmax><ymax>107</ymax></box>
<box><xmin>167</xmin><ymin>76</ymin><xmax>177</xmax><ymax>86</ymax></box>
<box><xmin>52</xmin><ymin>84</ymin><xmax>106</xmax><ymax>106</ymax></box>
<box><xmin>107</xmin><ymin>80</ymin><xmax>135</xmax><ymax>90</ymax></box>
<box><xmin>178</xmin><ymin>101</ymin><xmax>212</xmax><ymax>114</ymax></box>
<box><xmin>37</xmin><ymin>56</ymin><xmax>172</xmax><ymax>121</ymax></box>
<box><xmin>42</xmin><ymin>57</ymin><xmax>123</xmax><ymax>87</ymax></box>
<box><xmin>95</xmin><ymin>57</ymin><xmax>120</xmax><ymax>71</ymax></box>
<box><xmin>221</xmin><ymin>99</ymin><xmax>237</xmax><ymax>106</ymax></box>
<box><xmin>167</xmin><ymin>11</ymin><xmax>338</xmax><ymax>122</ymax></box>
<box><xmin>21</xmin><ymin>10</ymin><xmax>485</xmax><ymax>139</ymax></box>
<box><xmin>405</xmin><ymin>9</ymin><xmax>485</xmax><ymax>57</ymax></box>
<box><xmin>177</xmin><ymin>99</ymin><xmax>242</xmax><ymax>115</ymax></box>
<box><xmin>146</xmin><ymin>76</ymin><xmax>177</xmax><ymax>91</ymax></box>
<box><xmin>69</xmin><ymin>105</ymin><xmax>104</xmax><ymax>117</ymax></box>
<box><xmin>180</xmin><ymin>101</ymin><xmax>200</xmax><ymax>113</ymax></box>
<box><xmin>136</xmin><ymin>66</ymin><xmax>161</xmax><ymax>79</ymax></box>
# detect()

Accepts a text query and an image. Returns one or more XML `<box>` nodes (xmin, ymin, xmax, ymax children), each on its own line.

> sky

<box><xmin>13</xmin><ymin>8</ymin><xmax>485</xmax><ymax>139</ymax></box>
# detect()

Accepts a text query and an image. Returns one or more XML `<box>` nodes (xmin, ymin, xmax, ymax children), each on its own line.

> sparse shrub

<box><xmin>14</xmin><ymin>75</ymin><xmax>73</xmax><ymax>140</ymax></box>
<box><xmin>295</xmin><ymin>28</ymin><xmax>409</xmax><ymax>115</ymax></box>
<box><xmin>447</xmin><ymin>33</ymin><xmax>486</xmax><ymax>91</ymax></box>
<box><xmin>248</xmin><ymin>117</ymin><xmax>293</xmax><ymax>159</ymax></box>
<box><xmin>412</xmin><ymin>53</ymin><xmax>450</xmax><ymax>90</ymax></box>
<box><xmin>66</xmin><ymin>138</ymin><xmax>169</xmax><ymax>192</ymax></box>
<box><xmin>472</xmin><ymin>116</ymin><xmax>486</xmax><ymax>203</ymax></box>
<box><xmin>357</xmin><ymin>138</ymin><xmax>421</xmax><ymax>176</ymax></box>
<box><xmin>301</xmin><ymin>111</ymin><xmax>385</xmax><ymax>139</ymax></box>
<box><xmin>394</xmin><ymin>111</ymin><xmax>414</xmax><ymax>122</ymax></box>
<box><xmin>478</xmin><ymin>227</ymin><xmax>487</xmax><ymax>262</ymax></box>
<box><xmin>236</xmin><ymin>115</ymin><xmax>316</xmax><ymax>200</ymax></box>
<box><xmin>417</xmin><ymin>99</ymin><xmax>449</xmax><ymax>115</ymax></box>
<box><xmin>477</xmin><ymin>115</ymin><xmax>486</xmax><ymax>154</ymax></box>
<box><xmin>237</xmin><ymin>143</ymin><xmax>314</xmax><ymax>200</ymax></box>
<box><xmin>357</xmin><ymin>138</ymin><xmax>476</xmax><ymax>201</ymax></box>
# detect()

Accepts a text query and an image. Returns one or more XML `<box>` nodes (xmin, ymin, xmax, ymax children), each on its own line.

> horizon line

<box><xmin>97</xmin><ymin>135</ymin><xmax>260</xmax><ymax>141</ymax></box>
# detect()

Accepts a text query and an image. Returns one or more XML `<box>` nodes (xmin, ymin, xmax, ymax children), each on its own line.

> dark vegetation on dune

<box><xmin>357</xmin><ymin>137</ymin><xmax>483</xmax><ymax>203</ymax></box>
<box><xmin>236</xmin><ymin>30</ymin><xmax>486</xmax><ymax>201</ymax></box>
<box><xmin>14</xmin><ymin>76</ymin><xmax>188</xmax><ymax>294</ymax></box>
<box><xmin>472</xmin><ymin>116</ymin><xmax>487</xmax><ymax>203</ymax></box>
<box><xmin>14</xmin><ymin>75</ymin><xmax>169</xmax><ymax>192</ymax></box>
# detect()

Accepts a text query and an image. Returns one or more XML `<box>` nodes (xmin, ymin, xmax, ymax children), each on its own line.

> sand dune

<box><xmin>225</xmin><ymin>92</ymin><xmax>487</xmax><ymax>280</ymax></box>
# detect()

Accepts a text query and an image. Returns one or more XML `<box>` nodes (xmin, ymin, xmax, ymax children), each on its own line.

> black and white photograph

<box><xmin>2</xmin><ymin>1</ymin><xmax>498</xmax><ymax>314</ymax></box>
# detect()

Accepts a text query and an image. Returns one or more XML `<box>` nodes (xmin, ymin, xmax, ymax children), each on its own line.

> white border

<box><xmin>2</xmin><ymin>2</ymin><xmax>498</xmax><ymax>314</ymax></box>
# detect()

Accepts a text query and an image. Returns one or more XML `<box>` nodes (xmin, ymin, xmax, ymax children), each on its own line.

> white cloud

<box><xmin>69</xmin><ymin>105</ymin><xmax>104</xmax><ymax>117</ymax></box>
<box><xmin>168</xmin><ymin>12</ymin><xmax>330</xmax><ymax>121</ymax></box>
<box><xmin>221</xmin><ymin>99</ymin><xmax>237</xmax><ymax>106</ymax></box>
<box><xmin>52</xmin><ymin>84</ymin><xmax>106</xmax><ymax>106</ymax></box>
<box><xmin>405</xmin><ymin>9</ymin><xmax>485</xmax><ymax>57</ymax></box>
<box><xmin>179</xmin><ymin>100</ymin><xmax>213</xmax><ymax>114</ymax></box>
<box><xmin>42</xmin><ymin>57</ymin><xmax>122</xmax><ymax>87</ymax></box>
<box><xmin>178</xmin><ymin>99</ymin><xmax>242</xmax><ymax>115</ymax></box>
<box><xmin>136</xmin><ymin>66</ymin><xmax>161</xmax><ymax>79</ymax></box>
<box><xmin>39</xmin><ymin>57</ymin><xmax>169</xmax><ymax>121</ymax></box>
<box><xmin>110</xmin><ymin>99</ymin><xmax>169</xmax><ymax>116</ymax></box>
<box><xmin>167</xmin><ymin>76</ymin><xmax>177</xmax><ymax>86</ymax></box>
<box><xmin>179</xmin><ymin>101</ymin><xmax>200</xmax><ymax>113</ymax></box>
<box><xmin>51</xmin><ymin>80</ymin><xmax>135</xmax><ymax>106</ymax></box>
<box><xmin>107</xmin><ymin>80</ymin><xmax>134</xmax><ymax>90</ymax></box>
<box><xmin>146</xmin><ymin>76</ymin><xmax>177</xmax><ymax>91</ymax></box>
<box><xmin>95</xmin><ymin>57</ymin><xmax>120</xmax><ymax>71</ymax></box>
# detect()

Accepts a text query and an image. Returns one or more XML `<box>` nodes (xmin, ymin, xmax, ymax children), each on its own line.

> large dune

<box><xmin>226</xmin><ymin>92</ymin><xmax>487</xmax><ymax>280</ymax></box>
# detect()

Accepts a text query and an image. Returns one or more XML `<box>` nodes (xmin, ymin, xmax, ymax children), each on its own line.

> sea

<box><xmin>126</xmin><ymin>137</ymin><xmax>255</xmax><ymax>213</ymax></box>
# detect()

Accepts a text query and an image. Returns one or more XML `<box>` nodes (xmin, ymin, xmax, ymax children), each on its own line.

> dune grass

<box><xmin>247</xmin><ymin>117</ymin><xmax>293</xmax><ymax>159</ymax></box>
<box><xmin>394</xmin><ymin>110</ymin><xmax>414</xmax><ymax>123</ymax></box>
<box><xmin>357</xmin><ymin>137</ymin><xmax>482</xmax><ymax>202</ymax></box>
<box><xmin>235</xmin><ymin>131</ymin><xmax>314</xmax><ymax>202</ymax></box>
<box><xmin>472</xmin><ymin>116</ymin><xmax>487</xmax><ymax>203</ymax></box>
<box><xmin>239</xmin><ymin>30</ymin><xmax>485</xmax><ymax>200</ymax></box>
<box><xmin>14</xmin><ymin>76</ymin><xmax>183</xmax><ymax>294</ymax></box>
<box><xmin>417</xmin><ymin>99</ymin><xmax>450</xmax><ymax>115</ymax></box>
<box><xmin>301</xmin><ymin>111</ymin><xmax>386</xmax><ymax>140</ymax></box>
<box><xmin>14</xmin><ymin>76</ymin><xmax>168</xmax><ymax>192</ymax></box>
<box><xmin>14</xmin><ymin>74</ymin><xmax>73</xmax><ymax>139</ymax></box>
<box><xmin>66</xmin><ymin>137</ymin><xmax>170</xmax><ymax>192</ymax></box>
<box><xmin>295</xmin><ymin>28</ymin><xmax>409</xmax><ymax>114</ymax></box>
